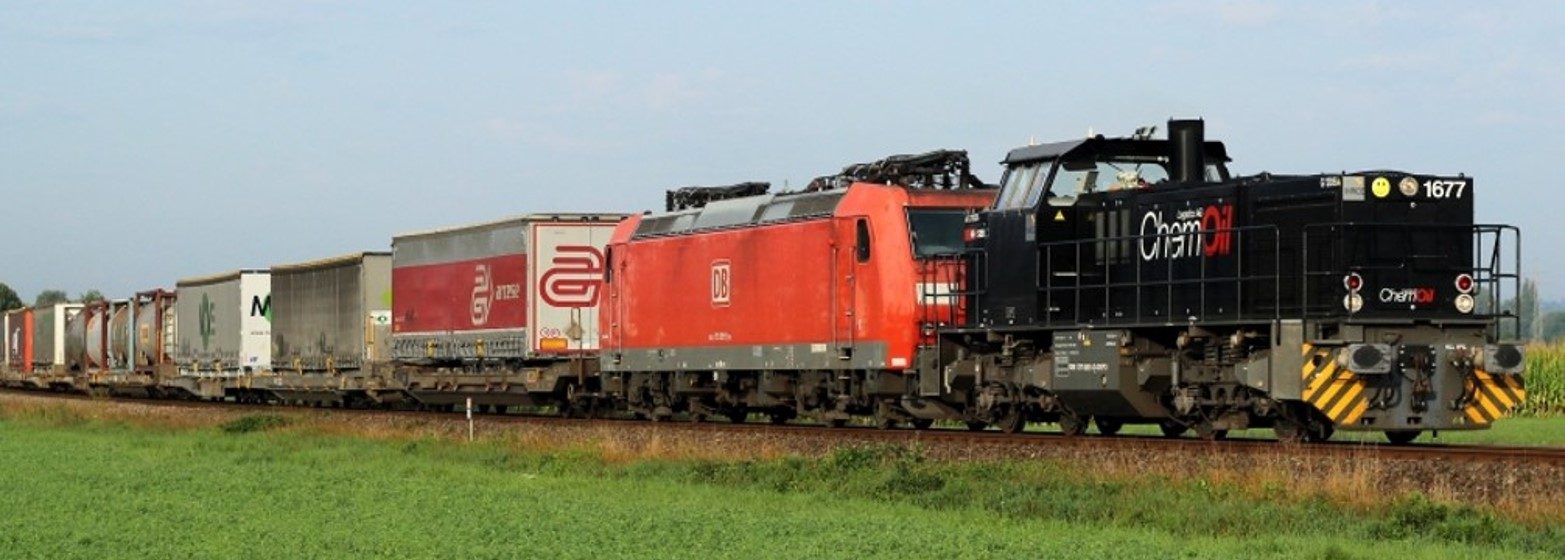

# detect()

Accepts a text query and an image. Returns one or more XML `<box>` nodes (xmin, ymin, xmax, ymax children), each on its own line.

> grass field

<box><xmin>0</xmin><ymin>406</ymin><xmax>1560</xmax><ymax>559</ymax></box>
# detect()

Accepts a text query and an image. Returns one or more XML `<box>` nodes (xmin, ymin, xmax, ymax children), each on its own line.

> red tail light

<box><xmin>1343</xmin><ymin>273</ymin><xmax>1363</xmax><ymax>292</ymax></box>
<box><xmin>1455</xmin><ymin>274</ymin><xmax>1474</xmax><ymax>294</ymax></box>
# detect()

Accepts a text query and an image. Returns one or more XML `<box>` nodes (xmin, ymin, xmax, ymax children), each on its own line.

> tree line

<box><xmin>0</xmin><ymin>283</ymin><xmax>107</xmax><ymax>312</ymax></box>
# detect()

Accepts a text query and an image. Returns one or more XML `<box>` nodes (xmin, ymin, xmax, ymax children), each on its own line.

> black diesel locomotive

<box><xmin>911</xmin><ymin>120</ymin><xmax>1525</xmax><ymax>443</ymax></box>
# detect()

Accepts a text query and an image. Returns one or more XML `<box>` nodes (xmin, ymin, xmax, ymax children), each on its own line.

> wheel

<box><xmin>769</xmin><ymin>413</ymin><xmax>790</xmax><ymax>425</ymax></box>
<box><xmin>688</xmin><ymin>412</ymin><xmax>708</xmax><ymax>423</ymax></box>
<box><xmin>1384</xmin><ymin>430</ymin><xmax>1421</xmax><ymax>445</ymax></box>
<box><xmin>1058</xmin><ymin>414</ymin><xmax>1086</xmax><ymax>437</ymax></box>
<box><xmin>1305</xmin><ymin>418</ymin><xmax>1335</xmax><ymax>442</ymax></box>
<box><xmin>911</xmin><ymin>418</ymin><xmax>935</xmax><ymax>430</ymax></box>
<box><xmin>872</xmin><ymin>403</ymin><xmax>898</xmax><ymax>430</ymax></box>
<box><xmin>726</xmin><ymin>409</ymin><xmax>748</xmax><ymax>424</ymax></box>
<box><xmin>964</xmin><ymin>421</ymin><xmax>989</xmax><ymax>432</ymax></box>
<box><xmin>1158</xmin><ymin>420</ymin><xmax>1188</xmax><ymax>438</ymax></box>
<box><xmin>998</xmin><ymin>408</ymin><xmax>1026</xmax><ymax>434</ymax></box>
<box><xmin>1094</xmin><ymin>417</ymin><xmax>1123</xmax><ymax>436</ymax></box>
<box><xmin>1273</xmin><ymin>419</ymin><xmax>1305</xmax><ymax>444</ymax></box>
<box><xmin>1194</xmin><ymin>422</ymin><xmax>1228</xmax><ymax>441</ymax></box>
<box><xmin>827</xmin><ymin>418</ymin><xmax>849</xmax><ymax>428</ymax></box>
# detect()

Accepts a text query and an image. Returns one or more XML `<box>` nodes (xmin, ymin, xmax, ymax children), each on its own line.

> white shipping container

<box><xmin>33</xmin><ymin>303</ymin><xmax>83</xmax><ymax>368</ymax></box>
<box><xmin>174</xmin><ymin>270</ymin><xmax>271</xmax><ymax>373</ymax></box>
<box><xmin>528</xmin><ymin>222</ymin><xmax>617</xmax><ymax>354</ymax></box>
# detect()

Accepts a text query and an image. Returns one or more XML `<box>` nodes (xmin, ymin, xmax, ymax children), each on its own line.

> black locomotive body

<box><xmin>917</xmin><ymin>120</ymin><xmax>1525</xmax><ymax>443</ymax></box>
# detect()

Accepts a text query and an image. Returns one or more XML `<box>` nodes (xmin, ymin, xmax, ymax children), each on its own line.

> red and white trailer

<box><xmin>390</xmin><ymin>213</ymin><xmax>624</xmax><ymax>409</ymax></box>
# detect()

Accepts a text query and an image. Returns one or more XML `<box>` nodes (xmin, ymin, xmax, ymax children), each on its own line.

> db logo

<box><xmin>711</xmin><ymin>260</ymin><xmax>731</xmax><ymax>306</ymax></box>
<box><xmin>471</xmin><ymin>264</ymin><xmax>493</xmax><ymax>325</ymax></box>
<box><xmin>540</xmin><ymin>246</ymin><xmax>605</xmax><ymax>307</ymax></box>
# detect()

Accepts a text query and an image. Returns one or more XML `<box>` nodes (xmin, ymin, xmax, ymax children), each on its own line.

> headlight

<box><xmin>1481</xmin><ymin>344</ymin><xmax>1524</xmax><ymax>374</ymax></box>
<box><xmin>1455</xmin><ymin>294</ymin><xmax>1475</xmax><ymax>314</ymax></box>
<box><xmin>1339</xmin><ymin>343</ymin><xmax>1393</xmax><ymax>374</ymax></box>
<box><xmin>1343</xmin><ymin>293</ymin><xmax>1364</xmax><ymax>313</ymax></box>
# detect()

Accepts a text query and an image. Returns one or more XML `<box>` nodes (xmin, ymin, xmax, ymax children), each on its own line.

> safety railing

<box><xmin>1033</xmin><ymin>224</ymin><xmax>1282</xmax><ymax>327</ymax></box>
<box><xmin>1302</xmin><ymin>223</ymin><xmax>1521</xmax><ymax>339</ymax></box>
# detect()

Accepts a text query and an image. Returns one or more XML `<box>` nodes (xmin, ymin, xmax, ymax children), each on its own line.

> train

<box><xmin>0</xmin><ymin>120</ymin><xmax>1527</xmax><ymax>444</ymax></box>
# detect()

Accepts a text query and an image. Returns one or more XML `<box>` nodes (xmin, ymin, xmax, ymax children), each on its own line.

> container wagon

<box><xmin>391</xmin><ymin>214</ymin><xmax>624</xmax><ymax>411</ymax></box>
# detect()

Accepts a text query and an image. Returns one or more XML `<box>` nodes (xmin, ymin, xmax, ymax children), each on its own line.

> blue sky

<box><xmin>1</xmin><ymin>1</ymin><xmax>1561</xmax><ymax>300</ymax></box>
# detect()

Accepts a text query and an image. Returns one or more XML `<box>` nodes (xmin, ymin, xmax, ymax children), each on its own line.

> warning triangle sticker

<box><xmin>1053</xmin><ymin>210</ymin><xmax>1066</xmax><ymax>222</ymax></box>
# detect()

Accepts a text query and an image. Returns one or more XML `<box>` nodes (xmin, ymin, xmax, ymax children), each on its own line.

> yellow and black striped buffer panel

<box><xmin>1463</xmin><ymin>370</ymin><xmax>1525</xmax><ymax>425</ymax></box>
<box><xmin>1300</xmin><ymin>344</ymin><xmax>1369</xmax><ymax>426</ymax></box>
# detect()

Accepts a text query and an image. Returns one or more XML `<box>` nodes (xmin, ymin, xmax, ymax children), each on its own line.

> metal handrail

<box><xmin>1034</xmin><ymin>224</ymin><xmax>1282</xmax><ymax>327</ymax></box>
<box><xmin>1302</xmin><ymin>222</ymin><xmax>1521</xmax><ymax>339</ymax></box>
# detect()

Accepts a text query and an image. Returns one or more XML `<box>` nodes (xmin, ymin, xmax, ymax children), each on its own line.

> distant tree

<box><xmin>77</xmin><ymin>290</ymin><xmax>105</xmax><ymax>304</ymax></box>
<box><xmin>1541</xmin><ymin>312</ymin><xmax>1565</xmax><ymax>343</ymax></box>
<box><xmin>1501</xmin><ymin>278</ymin><xmax>1540</xmax><ymax>341</ymax></box>
<box><xmin>33</xmin><ymin>290</ymin><xmax>68</xmax><ymax>307</ymax></box>
<box><xmin>0</xmin><ymin>282</ymin><xmax>21</xmax><ymax>311</ymax></box>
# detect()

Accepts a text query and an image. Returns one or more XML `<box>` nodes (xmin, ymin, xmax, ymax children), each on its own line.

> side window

<box><xmin>855</xmin><ymin>218</ymin><xmax>872</xmax><ymax>263</ymax></box>
<box><xmin>1025</xmin><ymin>165</ymin><xmax>1054</xmax><ymax>207</ymax></box>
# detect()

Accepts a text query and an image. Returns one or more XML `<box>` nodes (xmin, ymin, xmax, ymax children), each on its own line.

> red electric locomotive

<box><xmin>600</xmin><ymin>152</ymin><xmax>996</xmax><ymax>425</ymax></box>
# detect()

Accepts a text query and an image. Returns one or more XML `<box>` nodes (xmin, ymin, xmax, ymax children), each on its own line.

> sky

<box><xmin>1</xmin><ymin>1</ymin><xmax>1561</xmax><ymax>301</ymax></box>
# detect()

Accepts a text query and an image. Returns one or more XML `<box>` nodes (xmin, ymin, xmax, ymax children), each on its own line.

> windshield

<box><xmin>996</xmin><ymin>163</ymin><xmax>1044</xmax><ymax>209</ymax></box>
<box><xmin>907</xmin><ymin>209</ymin><xmax>967</xmax><ymax>258</ymax></box>
<box><xmin>1050</xmin><ymin>157</ymin><xmax>1171</xmax><ymax>194</ymax></box>
<box><xmin>1048</xmin><ymin>157</ymin><xmax>1225</xmax><ymax>195</ymax></box>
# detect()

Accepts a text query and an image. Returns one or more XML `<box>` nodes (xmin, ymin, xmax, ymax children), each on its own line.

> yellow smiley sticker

<box><xmin>1371</xmin><ymin>177</ymin><xmax>1391</xmax><ymax>198</ymax></box>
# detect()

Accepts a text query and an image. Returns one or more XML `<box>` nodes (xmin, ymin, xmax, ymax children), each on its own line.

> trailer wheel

<box><xmin>1094</xmin><ymin>417</ymin><xmax>1123</xmax><ymax>436</ymax></box>
<box><xmin>911</xmin><ymin>419</ymin><xmax>935</xmax><ymax>430</ymax></box>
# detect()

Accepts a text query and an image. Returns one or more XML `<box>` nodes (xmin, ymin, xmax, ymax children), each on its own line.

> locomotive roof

<box><xmin>633</xmin><ymin>188</ymin><xmax>846</xmax><ymax>239</ymax></box>
<box><xmin>1003</xmin><ymin>137</ymin><xmax>1230</xmax><ymax>165</ymax></box>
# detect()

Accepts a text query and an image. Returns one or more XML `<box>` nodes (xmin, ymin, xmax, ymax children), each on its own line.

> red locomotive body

<box><xmin>600</xmin><ymin>181</ymin><xmax>995</xmax><ymax>421</ymax></box>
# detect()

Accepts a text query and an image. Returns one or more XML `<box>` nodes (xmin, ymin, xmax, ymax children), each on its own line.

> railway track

<box><xmin>6</xmin><ymin>388</ymin><xmax>1560</xmax><ymax>466</ymax></box>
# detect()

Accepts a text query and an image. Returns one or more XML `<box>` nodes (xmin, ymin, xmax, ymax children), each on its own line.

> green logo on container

<box><xmin>251</xmin><ymin>295</ymin><xmax>271</xmax><ymax>323</ymax></box>
<box><xmin>198</xmin><ymin>294</ymin><xmax>216</xmax><ymax>350</ymax></box>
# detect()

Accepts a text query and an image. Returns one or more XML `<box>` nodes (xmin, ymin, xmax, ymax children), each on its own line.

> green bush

<box><xmin>220</xmin><ymin>414</ymin><xmax>290</xmax><ymax>434</ymax></box>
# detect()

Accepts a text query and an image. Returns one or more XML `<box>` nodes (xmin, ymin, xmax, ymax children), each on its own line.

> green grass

<box><xmin>0</xmin><ymin>417</ymin><xmax>1559</xmax><ymax>559</ymax></box>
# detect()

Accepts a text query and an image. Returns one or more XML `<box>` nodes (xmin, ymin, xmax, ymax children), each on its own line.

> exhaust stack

<box><xmin>1169</xmin><ymin>119</ymin><xmax>1206</xmax><ymax>183</ymax></box>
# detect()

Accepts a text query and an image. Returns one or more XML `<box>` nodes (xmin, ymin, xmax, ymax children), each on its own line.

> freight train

<box><xmin>0</xmin><ymin>120</ymin><xmax>1526</xmax><ymax>444</ymax></box>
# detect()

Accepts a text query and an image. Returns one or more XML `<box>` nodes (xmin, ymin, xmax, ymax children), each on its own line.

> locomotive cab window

<box><xmin>907</xmin><ymin>210</ymin><xmax>966</xmax><ymax>258</ymax></box>
<box><xmin>997</xmin><ymin>163</ymin><xmax>1045</xmax><ymax>209</ymax></box>
<box><xmin>1049</xmin><ymin>156</ymin><xmax>1172</xmax><ymax>194</ymax></box>
<box><xmin>855</xmin><ymin>218</ymin><xmax>872</xmax><ymax>262</ymax></box>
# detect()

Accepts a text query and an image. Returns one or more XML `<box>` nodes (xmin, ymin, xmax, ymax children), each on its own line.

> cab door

<box><xmin>831</xmin><ymin>216</ymin><xmax>872</xmax><ymax>361</ymax></box>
